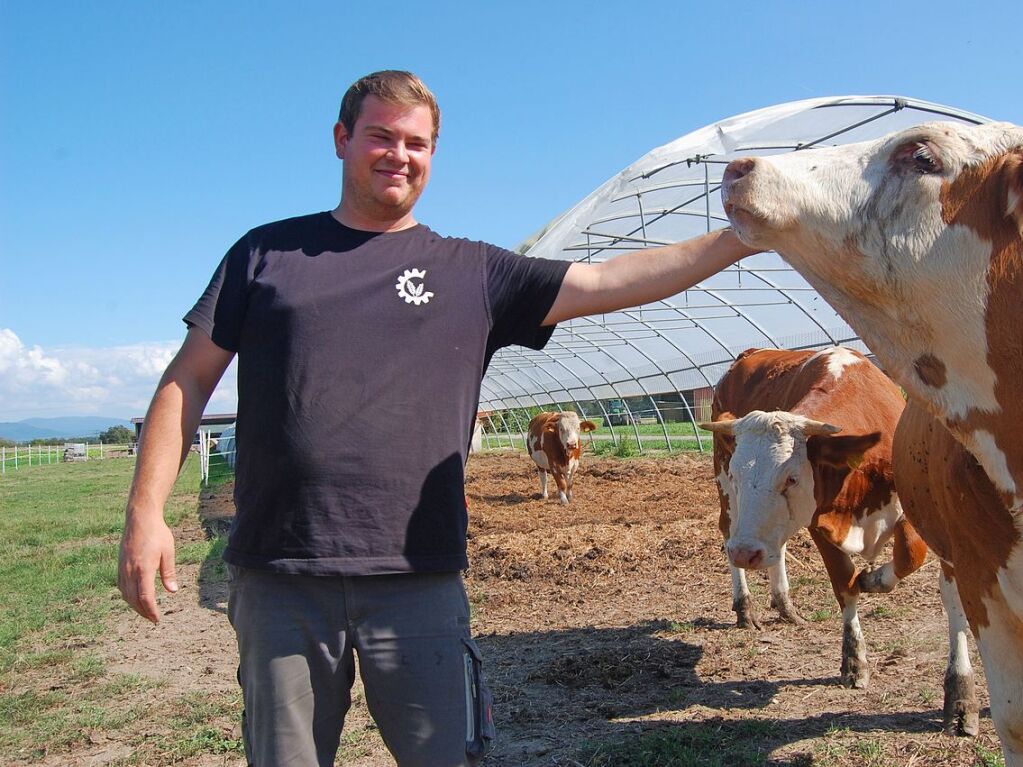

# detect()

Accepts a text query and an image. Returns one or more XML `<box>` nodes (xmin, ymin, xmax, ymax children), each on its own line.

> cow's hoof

<box><xmin>840</xmin><ymin>669</ymin><xmax>870</xmax><ymax>689</ymax></box>
<box><xmin>733</xmin><ymin>596</ymin><xmax>762</xmax><ymax>630</ymax></box>
<box><xmin>840</xmin><ymin>657</ymin><xmax>869</xmax><ymax>689</ymax></box>
<box><xmin>944</xmin><ymin>672</ymin><xmax>979</xmax><ymax>736</ymax></box>
<box><xmin>771</xmin><ymin>595</ymin><xmax>806</xmax><ymax>625</ymax></box>
<box><xmin>856</xmin><ymin>567</ymin><xmax>895</xmax><ymax>593</ymax></box>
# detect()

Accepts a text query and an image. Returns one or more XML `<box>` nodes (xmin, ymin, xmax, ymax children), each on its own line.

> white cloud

<box><xmin>0</xmin><ymin>329</ymin><xmax>238</xmax><ymax>421</ymax></box>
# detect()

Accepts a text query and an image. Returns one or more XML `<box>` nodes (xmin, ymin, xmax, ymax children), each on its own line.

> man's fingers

<box><xmin>161</xmin><ymin>552</ymin><xmax>179</xmax><ymax>594</ymax></box>
<box><xmin>136</xmin><ymin>577</ymin><xmax>161</xmax><ymax>624</ymax></box>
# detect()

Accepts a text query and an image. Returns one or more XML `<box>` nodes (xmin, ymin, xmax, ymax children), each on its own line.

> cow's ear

<box><xmin>1008</xmin><ymin>150</ymin><xmax>1023</xmax><ymax>230</ymax></box>
<box><xmin>807</xmin><ymin>431</ymin><xmax>881</xmax><ymax>470</ymax></box>
<box><xmin>580</xmin><ymin>420</ymin><xmax>597</xmax><ymax>432</ymax></box>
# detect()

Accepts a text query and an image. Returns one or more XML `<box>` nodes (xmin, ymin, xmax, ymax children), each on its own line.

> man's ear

<box><xmin>333</xmin><ymin>121</ymin><xmax>349</xmax><ymax>160</ymax></box>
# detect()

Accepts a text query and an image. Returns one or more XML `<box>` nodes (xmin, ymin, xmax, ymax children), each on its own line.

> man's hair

<box><xmin>338</xmin><ymin>70</ymin><xmax>441</xmax><ymax>145</ymax></box>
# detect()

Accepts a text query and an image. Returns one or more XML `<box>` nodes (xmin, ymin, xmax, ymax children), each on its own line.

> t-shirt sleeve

<box><xmin>182</xmin><ymin>234</ymin><xmax>252</xmax><ymax>352</ymax></box>
<box><xmin>483</xmin><ymin>244</ymin><xmax>571</xmax><ymax>353</ymax></box>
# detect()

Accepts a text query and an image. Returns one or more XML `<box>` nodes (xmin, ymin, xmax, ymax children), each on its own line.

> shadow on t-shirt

<box><xmin>403</xmin><ymin>452</ymin><xmax>471</xmax><ymax>572</ymax></box>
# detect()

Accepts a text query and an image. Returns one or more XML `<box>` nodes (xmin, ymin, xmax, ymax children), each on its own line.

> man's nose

<box><xmin>386</xmin><ymin>143</ymin><xmax>409</xmax><ymax>163</ymax></box>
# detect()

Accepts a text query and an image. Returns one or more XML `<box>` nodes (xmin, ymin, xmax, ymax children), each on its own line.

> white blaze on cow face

<box><xmin>556</xmin><ymin>411</ymin><xmax>586</xmax><ymax>452</ymax></box>
<box><xmin>722</xmin><ymin>121</ymin><xmax>1023</xmax><ymax>502</ymax></box>
<box><xmin>718</xmin><ymin>410</ymin><xmax>823</xmax><ymax>568</ymax></box>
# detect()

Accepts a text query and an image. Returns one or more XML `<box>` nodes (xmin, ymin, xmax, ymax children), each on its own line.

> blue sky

<box><xmin>1</xmin><ymin>1</ymin><xmax>1020</xmax><ymax>421</ymax></box>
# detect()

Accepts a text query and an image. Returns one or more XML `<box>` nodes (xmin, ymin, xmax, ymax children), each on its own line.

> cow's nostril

<box><xmin>722</xmin><ymin>158</ymin><xmax>757</xmax><ymax>189</ymax></box>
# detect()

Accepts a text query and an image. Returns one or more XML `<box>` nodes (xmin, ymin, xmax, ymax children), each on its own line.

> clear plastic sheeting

<box><xmin>479</xmin><ymin>96</ymin><xmax>989</xmax><ymax>452</ymax></box>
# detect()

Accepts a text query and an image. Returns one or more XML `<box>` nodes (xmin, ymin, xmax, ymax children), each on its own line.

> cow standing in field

<box><xmin>722</xmin><ymin>121</ymin><xmax>1022</xmax><ymax>757</ymax></box>
<box><xmin>702</xmin><ymin>347</ymin><xmax>964</xmax><ymax>699</ymax></box>
<box><xmin>526</xmin><ymin>411</ymin><xmax>596</xmax><ymax>504</ymax></box>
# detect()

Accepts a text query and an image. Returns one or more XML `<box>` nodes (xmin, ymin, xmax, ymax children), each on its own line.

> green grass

<box><xmin>578</xmin><ymin>719</ymin><xmax>779</xmax><ymax>766</ymax></box>
<box><xmin>975</xmin><ymin>743</ymin><xmax>1007</xmax><ymax>767</ymax></box>
<box><xmin>0</xmin><ymin>455</ymin><xmax>240</xmax><ymax>762</ymax></box>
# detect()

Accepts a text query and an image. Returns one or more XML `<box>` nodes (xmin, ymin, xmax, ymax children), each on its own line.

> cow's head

<box><xmin>721</xmin><ymin>121</ymin><xmax>1023</xmax><ymax>509</ymax></box>
<box><xmin>545</xmin><ymin>411</ymin><xmax>596</xmax><ymax>452</ymax></box>
<box><xmin>702</xmin><ymin>410</ymin><xmax>879</xmax><ymax>569</ymax></box>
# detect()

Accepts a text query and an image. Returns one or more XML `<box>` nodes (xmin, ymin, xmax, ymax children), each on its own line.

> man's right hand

<box><xmin>116</xmin><ymin>328</ymin><xmax>234</xmax><ymax>624</ymax></box>
<box><xmin>118</xmin><ymin>516</ymin><xmax>178</xmax><ymax>624</ymax></box>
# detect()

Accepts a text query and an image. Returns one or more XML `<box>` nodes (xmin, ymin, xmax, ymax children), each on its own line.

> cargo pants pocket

<box><xmin>462</xmin><ymin>637</ymin><xmax>495</xmax><ymax>765</ymax></box>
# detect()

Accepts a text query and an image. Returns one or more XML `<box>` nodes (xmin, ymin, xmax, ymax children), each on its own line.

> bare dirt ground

<box><xmin>96</xmin><ymin>449</ymin><xmax>1003</xmax><ymax>766</ymax></box>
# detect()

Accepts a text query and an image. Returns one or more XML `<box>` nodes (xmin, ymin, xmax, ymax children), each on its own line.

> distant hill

<box><xmin>0</xmin><ymin>416</ymin><xmax>132</xmax><ymax>442</ymax></box>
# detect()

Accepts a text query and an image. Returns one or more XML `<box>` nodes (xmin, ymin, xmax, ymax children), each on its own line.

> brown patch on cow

<box><xmin>894</xmin><ymin>402</ymin><xmax>1020</xmax><ymax>634</ymax></box>
<box><xmin>913</xmin><ymin>353</ymin><xmax>947</xmax><ymax>389</ymax></box>
<box><xmin>809</xmin><ymin>526</ymin><xmax>859</xmax><ymax>604</ymax></box>
<box><xmin>940</xmin><ymin>150</ymin><xmax>1023</xmax><ymax>497</ymax></box>
<box><xmin>891</xmin><ymin>516</ymin><xmax>929</xmax><ymax>579</ymax></box>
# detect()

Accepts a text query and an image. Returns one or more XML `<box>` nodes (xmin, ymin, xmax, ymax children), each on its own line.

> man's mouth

<box><xmin>376</xmin><ymin>167</ymin><xmax>408</xmax><ymax>180</ymax></box>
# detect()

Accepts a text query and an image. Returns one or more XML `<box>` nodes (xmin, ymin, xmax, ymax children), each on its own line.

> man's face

<box><xmin>334</xmin><ymin>95</ymin><xmax>435</xmax><ymax>224</ymax></box>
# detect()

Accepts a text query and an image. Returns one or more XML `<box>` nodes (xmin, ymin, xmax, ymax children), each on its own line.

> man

<box><xmin>118</xmin><ymin>70</ymin><xmax>757</xmax><ymax>766</ymax></box>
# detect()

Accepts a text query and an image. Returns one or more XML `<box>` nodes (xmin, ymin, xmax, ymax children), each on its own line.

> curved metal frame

<box><xmin>478</xmin><ymin>97</ymin><xmax>990</xmax><ymax>453</ymax></box>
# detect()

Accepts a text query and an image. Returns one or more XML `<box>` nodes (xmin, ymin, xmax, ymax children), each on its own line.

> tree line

<box><xmin>0</xmin><ymin>425</ymin><xmax>135</xmax><ymax>448</ymax></box>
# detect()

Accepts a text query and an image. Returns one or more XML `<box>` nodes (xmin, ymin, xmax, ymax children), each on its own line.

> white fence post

<box><xmin>2</xmin><ymin>446</ymin><xmax>4</xmax><ymax>476</ymax></box>
<box><xmin>14</xmin><ymin>445</ymin><xmax>18</xmax><ymax>470</ymax></box>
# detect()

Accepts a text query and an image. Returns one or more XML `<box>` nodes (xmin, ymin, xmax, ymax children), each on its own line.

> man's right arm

<box><xmin>118</xmin><ymin>328</ymin><xmax>235</xmax><ymax>624</ymax></box>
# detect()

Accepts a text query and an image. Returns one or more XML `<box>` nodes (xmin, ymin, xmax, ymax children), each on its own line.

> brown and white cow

<box><xmin>722</xmin><ymin>121</ymin><xmax>1023</xmax><ymax>761</ymax></box>
<box><xmin>526</xmin><ymin>411</ymin><xmax>596</xmax><ymax>504</ymax></box>
<box><xmin>702</xmin><ymin>347</ymin><xmax>969</xmax><ymax>702</ymax></box>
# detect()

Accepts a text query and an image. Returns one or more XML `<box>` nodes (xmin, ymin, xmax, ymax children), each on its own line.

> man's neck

<box><xmin>331</xmin><ymin>203</ymin><xmax>418</xmax><ymax>233</ymax></box>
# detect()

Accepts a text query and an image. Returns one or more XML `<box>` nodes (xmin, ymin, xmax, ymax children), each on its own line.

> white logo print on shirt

<box><xmin>395</xmin><ymin>268</ymin><xmax>434</xmax><ymax>306</ymax></box>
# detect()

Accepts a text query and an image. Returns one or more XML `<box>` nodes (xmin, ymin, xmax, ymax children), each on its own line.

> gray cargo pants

<box><xmin>227</xmin><ymin>566</ymin><xmax>494</xmax><ymax>767</ymax></box>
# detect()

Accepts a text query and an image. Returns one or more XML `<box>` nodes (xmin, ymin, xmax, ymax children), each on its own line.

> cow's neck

<box><xmin>782</xmin><ymin>243</ymin><xmax>1023</xmax><ymax>513</ymax></box>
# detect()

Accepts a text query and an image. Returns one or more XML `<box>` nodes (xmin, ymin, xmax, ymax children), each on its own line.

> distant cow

<box><xmin>526</xmin><ymin>411</ymin><xmax>596</xmax><ymax>504</ymax></box>
<box><xmin>704</xmin><ymin>348</ymin><xmax>973</xmax><ymax>721</ymax></box>
<box><xmin>720</xmin><ymin>121</ymin><xmax>1023</xmax><ymax>746</ymax></box>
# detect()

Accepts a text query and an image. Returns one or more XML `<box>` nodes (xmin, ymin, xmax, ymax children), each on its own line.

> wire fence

<box><xmin>0</xmin><ymin>442</ymin><xmax>136</xmax><ymax>476</ymax></box>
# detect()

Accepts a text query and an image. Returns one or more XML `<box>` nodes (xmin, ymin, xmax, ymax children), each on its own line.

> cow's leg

<box><xmin>973</xmin><ymin>586</ymin><xmax>1023</xmax><ymax>766</ymax></box>
<box><xmin>553</xmin><ymin>470</ymin><xmax>570</xmax><ymax>505</ymax></box>
<box><xmin>768</xmin><ymin>544</ymin><xmax>805</xmax><ymax>624</ymax></box>
<box><xmin>730</xmin><ymin>563</ymin><xmax>762</xmax><ymax>630</ymax></box>
<box><xmin>858</xmin><ymin>515</ymin><xmax>928</xmax><ymax>593</ymax></box>
<box><xmin>937</xmin><ymin>565</ymin><xmax>979</xmax><ymax>737</ymax></box>
<box><xmin>565</xmin><ymin>460</ymin><xmax>576</xmax><ymax>502</ymax></box>
<box><xmin>536</xmin><ymin>468</ymin><xmax>548</xmax><ymax>499</ymax></box>
<box><xmin>810</xmin><ymin>527</ymin><xmax>869</xmax><ymax>688</ymax></box>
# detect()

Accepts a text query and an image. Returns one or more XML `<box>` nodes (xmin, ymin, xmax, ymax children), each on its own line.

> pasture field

<box><xmin>0</xmin><ymin>455</ymin><xmax>243</xmax><ymax>766</ymax></box>
<box><xmin>0</xmin><ymin>449</ymin><xmax>1008</xmax><ymax>766</ymax></box>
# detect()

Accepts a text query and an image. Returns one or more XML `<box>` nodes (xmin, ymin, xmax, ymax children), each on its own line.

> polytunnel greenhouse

<box><xmin>476</xmin><ymin>95</ymin><xmax>989</xmax><ymax>453</ymax></box>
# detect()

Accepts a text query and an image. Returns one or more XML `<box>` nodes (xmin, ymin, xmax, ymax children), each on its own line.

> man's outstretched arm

<box><xmin>543</xmin><ymin>228</ymin><xmax>758</xmax><ymax>325</ymax></box>
<box><xmin>118</xmin><ymin>328</ymin><xmax>234</xmax><ymax>624</ymax></box>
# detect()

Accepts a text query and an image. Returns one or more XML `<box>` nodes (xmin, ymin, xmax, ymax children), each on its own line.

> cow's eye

<box><xmin>893</xmin><ymin>140</ymin><xmax>943</xmax><ymax>175</ymax></box>
<box><xmin>911</xmin><ymin>143</ymin><xmax>940</xmax><ymax>173</ymax></box>
<box><xmin>783</xmin><ymin>475</ymin><xmax>798</xmax><ymax>490</ymax></box>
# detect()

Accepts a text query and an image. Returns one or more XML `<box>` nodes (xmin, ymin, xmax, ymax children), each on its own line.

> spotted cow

<box><xmin>526</xmin><ymin>411</ymin><xmax>596</xmax><ymax>504</ymax></box>
<box><xmin>722</xmin><ymin>121</ymin><xmax>1023</xmax><ymax>759</ymax></box>
<box><xmin>702</xmin><ymin>348</ymin><xmax>970</xmax><ymax>705</ymax></box>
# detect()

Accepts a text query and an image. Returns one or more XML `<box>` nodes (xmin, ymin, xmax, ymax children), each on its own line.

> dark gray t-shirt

<box><xmin>185</xmin><ymin>212</ymin><xmax>570</xmax><ymax>576</ymax></box>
